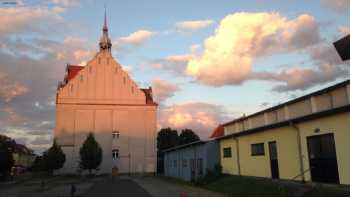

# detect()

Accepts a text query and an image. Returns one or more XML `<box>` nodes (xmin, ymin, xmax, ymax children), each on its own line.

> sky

<box><xmin>0</xmin><ymin>0</ymin><xmax>349</xmax><ymax>154</ymax></box>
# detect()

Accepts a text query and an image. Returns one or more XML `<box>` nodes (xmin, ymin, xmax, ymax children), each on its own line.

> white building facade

<box><xmin>54</xmin><ymin>14</ymin><xmax>158</xmax><ymax>174</ymax></box>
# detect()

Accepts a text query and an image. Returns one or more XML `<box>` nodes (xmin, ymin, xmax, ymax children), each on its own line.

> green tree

<box><xmin>157</xmin><ymin>128</ymin><xmax>179</xmax><ymax>151</ymax></box>
<box><xmin>43</xmin><ymin>139</ymin><xmax>66</xmax><ymax>174</ymax></box>
<box><xmin>0</xmin><ymin>135</ymin><xmax>15</xmax><ymax>181</ymax></box>
<box><xmin>179</xmin><ymin>129</ymin><xmax>200</xmax><ymax>145</ymax></box>
<box><xmin>156</xmin><ymin>128</ymin><xmax>179</xmax><ymax>173</ymax></box>
<box><xmin>79</xmin><ymin>132</ymin><xmax>102</xmax><ymax>175</ymax></box>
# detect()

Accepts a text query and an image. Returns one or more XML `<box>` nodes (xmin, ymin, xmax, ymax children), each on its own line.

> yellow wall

<box><xmin>219</xmin><ymin>111</ymin><xmax>350</xmax><ymax>184</ymax></box>
<box><xmin>220</xmin><ymin>138</ymin><xmax>238</xmax><ymax>175</ymax></box>
<box><xmin>237</xmin><ymin>126</ymin><xmax>301</xmax><ymax>180</ymax></box>
<box><xmin>298</xmin><ymin>112</ymin><xmax>350</xmax><ymax>184</ymax></box>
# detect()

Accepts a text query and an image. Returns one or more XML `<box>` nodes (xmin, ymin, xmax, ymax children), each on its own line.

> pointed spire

<box><xmin>99</xmin><ymin>6</ymin><xmax>112</xmax><ymax>52</ymax></box>
<box><xmin>103</xmin><ymin>5</ymin><xmax>107</xmax><ymax>30</ymax></box>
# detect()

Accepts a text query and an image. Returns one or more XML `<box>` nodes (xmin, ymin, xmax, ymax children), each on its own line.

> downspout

<box><xmin>290</xmin><ymin>121</ymin><xmax>305</xmax><ymax>182</ymax></box>
<box><xmin>234</xmin><ymin>137</ymin><xmax>241</xmax><ymax>176</ymax></box>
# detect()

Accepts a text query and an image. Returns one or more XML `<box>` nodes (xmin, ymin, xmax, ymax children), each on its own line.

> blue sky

<box><xmin>0</xmin><ymin>0</ymin><xmax>349</xmax><ymax>153</ymax></box>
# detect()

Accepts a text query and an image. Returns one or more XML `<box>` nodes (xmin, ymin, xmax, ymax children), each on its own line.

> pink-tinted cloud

<box><xmin>151</xmin><ymin>54</ymin><xmax>192</xmax><ymax>74</ymax></box>
<box><xmin>152</xmin><ymin>79</ymin><xmax>180</xmax><ymax>103</ymax></box>
<box><xmin>119</xmin><ymin>30</ymin><xmax>154</xmax><ymax>45</ymax></box>
<box><xmin>186</xmin><ymin>12</ymin><xmax>321</xmax><ymax>87</ymax></box>
<box><xmin>339</xmin><ymin>25</ymin><xmax>350</xmax><ymax>36</ymax></box>
<box><xmin>159</xmin><ymin>102</ymin><xmax>232</xmax><ymax>139</ymax></box>
<box><xmin>175</xmin><ymin>20</ymin><xmax>214</xmax><ymax>30</ymax></box>
<box><xmin>0</xmin><ymin>6</ymin><xmax>64</xmax><ymax>36</ymax></box>
<box><xmin>0</xmin><ymin>73</ymin><xmax>29</xmax><ymax>102</ymax></box>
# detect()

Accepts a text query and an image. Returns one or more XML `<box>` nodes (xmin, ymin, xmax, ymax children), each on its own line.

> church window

<box><xmin>112</xmin><ymin>149</ymin><xmax>119</xmax><ymax>159</ymax></box>
<box><xmin>112</xmin><ymin>131</ymin><xmax>120</xmax><ymax>139</ymax></box>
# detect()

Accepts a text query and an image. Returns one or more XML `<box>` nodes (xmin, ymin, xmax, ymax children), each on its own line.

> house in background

<box><xmin>163</xmin><ymin>140</ymin><xmax>219</xmax><ymax>181</ymax></box>
<box><xmin>12</xmin><ymin>144</ymin><xmax>35</xmax><ymax>169</ymax></box>
<box><xmin>54</xmin><ymin>13</ymin><xmax>158</xmax><ymax>174</ymax></box>
<box><xmin>217</xmin><ymin>79</ymin><xmax>350</xmax><ymax>185</ymax></box>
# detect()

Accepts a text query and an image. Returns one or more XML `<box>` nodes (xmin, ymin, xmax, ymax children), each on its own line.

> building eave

<box><xmin>217</xmin><ymin>104</ymin><xmax>350</xmax><ymax>140</ymax></box>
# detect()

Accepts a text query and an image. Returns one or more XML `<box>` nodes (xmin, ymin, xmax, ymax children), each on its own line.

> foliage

<box><xmin>178</xmin><ymin>129</ymin><xmax>200</xmax><ymax>145</ymax></box>
<box><xmin>0</xmin><ymin>135</ymin><xmax>15</xmax><ymax>181</ymax></box>
<box><xmin>157</xmin><ymin>128</ymin><xmax>179</xmax><ymax>151</ymax></box>
<box><xmin>156</xmin><ymin>128</ymin><xmax>179</xmax><ymax>173</ymax></box>
<box><xmin>29</xmin><ymin>156</ymin><xmax>46</xmax><ymax>172</ymax></box>
<box><xmin>196</xmin><ymin>163</ymin><xmax>223</xmax><ymax>185</ymax></box>
<box><xmin>43</xmin><ymin>139</ymin><xmax>66</xmax><ymax>173</ymax></box>
<box><xmin>79</xmin><ymin>132</ymin><xmax>102</xmax><ymax>174</ymax></box>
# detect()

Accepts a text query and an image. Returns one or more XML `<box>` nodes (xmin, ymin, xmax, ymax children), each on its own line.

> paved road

<box><xmin>83</xmin><ymin>178</ymin><xmax>153</xmax><ymax>197</ymax></box>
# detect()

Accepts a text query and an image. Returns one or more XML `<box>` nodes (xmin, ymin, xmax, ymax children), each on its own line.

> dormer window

<box><xmin>112</xmin><ymin>131</ymin><xmax>120</xmax><ymax>139</ymax></box>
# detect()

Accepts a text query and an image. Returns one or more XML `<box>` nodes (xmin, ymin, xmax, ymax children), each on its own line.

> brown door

<box><xmin>307</xmin><ymin>133</ymin><xmax>339</xmax><ymax>184</ymax></box>
<box><xmin>268</xmin><ymin>141</ymin><xmax>279</xmax><ymax>179</ymax></box>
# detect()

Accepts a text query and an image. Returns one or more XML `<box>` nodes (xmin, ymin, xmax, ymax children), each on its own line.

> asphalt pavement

<box><xmin>82</xmin><ymin>178</ymin><xmax>153</xmax><ymax>197</ymax></box>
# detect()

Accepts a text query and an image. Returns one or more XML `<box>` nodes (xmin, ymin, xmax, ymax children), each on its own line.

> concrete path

<box><xmin>82</xmin><ymin>177</ymin><xmax>153</xmax><ymax>197</ymax></box>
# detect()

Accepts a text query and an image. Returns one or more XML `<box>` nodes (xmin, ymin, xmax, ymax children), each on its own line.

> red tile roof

<box><xmin>209</xmin><ymin>125</ymin><xmax>224</xmax><ymax>138</ymax></box>
<box><xmin>67</xmin><ymin>65</ymin><xmax>84</xmax><ymax>82</ymax></box>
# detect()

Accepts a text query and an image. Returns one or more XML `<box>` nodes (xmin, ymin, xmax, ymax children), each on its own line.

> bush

<box><xmin>196</xmin><ymin>163</ymin><xmax>223</xmax><ymax>185</ymax></box>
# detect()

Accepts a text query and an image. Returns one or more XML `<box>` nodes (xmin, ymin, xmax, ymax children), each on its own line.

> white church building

<box><xmin>54</xmin><ymin>14</ymin><xmax>158</xmax><ymax>174</ymax></box>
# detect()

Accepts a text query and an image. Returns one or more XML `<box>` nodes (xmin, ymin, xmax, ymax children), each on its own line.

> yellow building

<box><xmin>217</xmin><ymin>79</ymin><xmax>350</xmax><ymax>185</ymax></box>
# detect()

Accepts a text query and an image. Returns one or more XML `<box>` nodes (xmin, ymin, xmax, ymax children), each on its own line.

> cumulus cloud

<box><xmin>175</xmin><ymin>20</ymin><xmax>214</xmax><ymax>30</ymax></box>
<box><xmin>50</xmin><ymin>0</ymin><xmax>80</xmax><ymax>7</ymax></box>
<box><xmin>339</xmin><ymin>25</ymin><xmax>350</xmax><ymax>36</ymax></box>
<box><xmin>159</xmin><ymin>102</ymin><xmax>232</xmax><ymax>139</ymax></box>
<box><xmin>0</xmin><ymin>5</ymin><xmax>94</xmax><ymax>153</ymax></box>
<box><xmin>152</xmin><ymin>79</ymin><xmax>180</xmax><ymax>103</ymax></box>
<box><xmin>186</xmin><ymin>12</ymin><xmax>321</xmax><ymax>87</ymax></box>
<box><xmin>322</xmin><ymin>0</ymin><xmax>350</xmax><ymax>12</ymax></box>
<box><xmin>0</xmin><ymin>73</ymin><xmax>29</xmax><ymax>102</ymax></box>
<box><xmin>119</xmin><ymin>30</ymin><xmax>153</xmax><ymax>45</ymax></box>
<box><xmin>151</xmin><ymin>54</ymin><xmax>192</xmax><ymax>74</ymax></box>
<box><xmin>0</xmin><ymin>6</ymin><xmax>64</xmax><ymax>36</ymax></box>
<box><xmin>252</xmin><ymin>44</ymin><xmax>349</xmax><ymax>91</ymax></box>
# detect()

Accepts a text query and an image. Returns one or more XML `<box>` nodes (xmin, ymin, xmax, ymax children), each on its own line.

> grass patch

<box><xmin>202</xmin><ymin>175</ymin><xmax>350</xmax><ymax>197</ymax></box>
<box><xmin>203</xmin><ymin>175</ymin><xmax>289</xmax><ymax>197</ymax></box>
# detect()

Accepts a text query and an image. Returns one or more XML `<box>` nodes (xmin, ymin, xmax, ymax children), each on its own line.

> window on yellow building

<box><xmin>251</xmin><ymin>143</ymin><xmax>265</xmax><ymax>156</ymax></box>
<box><xmin>223</xmin><ymin>147</ymin><xmax>232</xmax><ymax>158</ymax></box>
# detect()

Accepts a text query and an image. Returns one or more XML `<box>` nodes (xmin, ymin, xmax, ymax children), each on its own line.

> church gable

<box><xmin>57</xmin><ymin>52</ymin><xmax>150</xmax><ymax>105</ymax></box>
<box><xmin>56</xmin><ymin>10</ymin><xmax>156</xmax><ymax>106</ymax></box>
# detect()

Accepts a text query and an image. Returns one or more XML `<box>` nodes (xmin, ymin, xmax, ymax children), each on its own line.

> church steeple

<box><xmin>99</xmin><ymin>8</ymin><xmax>112</xmax><ymax>52</ymax></box>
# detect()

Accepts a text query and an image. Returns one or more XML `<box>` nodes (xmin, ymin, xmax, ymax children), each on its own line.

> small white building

<box><xmin>54</xmin><ymin>13</ymin><xmax>158</xmax><ymax>174</ymax></box>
